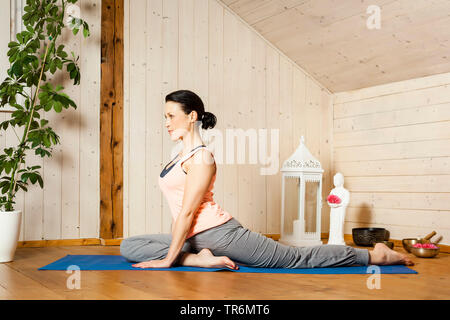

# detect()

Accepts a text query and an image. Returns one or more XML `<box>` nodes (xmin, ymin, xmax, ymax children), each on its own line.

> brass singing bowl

<box><xmin>402</xmin><ymin>238</ymin><xmax>428</xmax><ymax>253</ymax></box>
<box><xmin>402</xmin><ymin>231</ymin><xmax>438</xmax><ymax>253</ymax></box>
<box><xmin>410</xmin><ymin>246</ymin><xmax>440</xmax><ymax>258</ymax></box>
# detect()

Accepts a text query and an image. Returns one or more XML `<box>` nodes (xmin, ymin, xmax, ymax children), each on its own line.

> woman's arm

<box><xmin>171</xmin><ymin>218</ymin><xmax>175</xmax><ymax>234</ymax></box>
<box><xmin>165</xmin><ymin>150</ymin><xmax>216</xmax><ymax>265</ymax></box>
<box><xmin>132</xmin><ymin>150</ymin><xmax>215</xmax><ymax>268</ymax></box>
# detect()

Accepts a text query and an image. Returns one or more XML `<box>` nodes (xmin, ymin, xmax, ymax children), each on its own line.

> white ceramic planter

<box><xmin>0</xmin><ymin>210</ymin><xmax>22</xmax><ymax>263</ymax></box>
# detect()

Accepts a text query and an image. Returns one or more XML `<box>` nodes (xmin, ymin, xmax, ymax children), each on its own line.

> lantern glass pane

<box><xmin>283</xmin><ymin>177</ymin><xmax>299</xmax><ymax>235</ymax></box>
<box><xmin>305</xmin><ymin>181</ymin><xmax>319</xmax><ymax>233</ymax></box>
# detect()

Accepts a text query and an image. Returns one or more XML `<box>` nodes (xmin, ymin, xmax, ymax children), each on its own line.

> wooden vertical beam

<box><xmin>100</xmin><ymin>0</ymin><xmax>124</xmax><ymax>239</ymax></box>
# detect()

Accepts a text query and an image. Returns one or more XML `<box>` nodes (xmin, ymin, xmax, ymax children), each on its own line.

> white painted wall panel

<box><xmin>0</xmin><ymin>0</ymin><xmax>101</xmax><ymax>241</ymax></box>
<box><xmin>124</xmin><ymin>0</ymin><xmax>333</xmax><ymax>236</ymax></box>
<box><xmin>334</xmin><ymin>72</ymin><xmax>450</xmax><ymax>245</ymax></box>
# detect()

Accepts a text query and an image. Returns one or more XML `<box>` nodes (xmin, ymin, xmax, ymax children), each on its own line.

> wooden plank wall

<box><xmin>123</xmin><ymin>0</ymin><xmax>334</xmax><ymax>237</ymax></box>
<box><xmin>100</xmin><ymin>0</ymin><xmax>124</xmax><ymax>239</ymax></box>
<box><xmin>0</xmin><ymin>0</ymin><xmax>101</xmax><ymax>241</ymax></box>
<box><xmin>333</xmin><ymin>72</ymin><xmax>450</xmax><ymax>245</ymax></box>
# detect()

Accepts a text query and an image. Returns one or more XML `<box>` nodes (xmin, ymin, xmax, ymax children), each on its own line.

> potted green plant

<box><xmin>0</xmin><ymin>0</ymin><xmax>90</xmax><ymax>262</ymax></box>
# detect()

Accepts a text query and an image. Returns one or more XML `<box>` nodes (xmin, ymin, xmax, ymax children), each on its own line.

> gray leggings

<box><xmin>120</xmin><ymin>218</ymin><xmax>370</xmax><ymax>268</ymax></box>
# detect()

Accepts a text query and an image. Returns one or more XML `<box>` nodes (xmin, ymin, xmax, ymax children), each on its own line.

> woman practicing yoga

<box><xmin>120</xmin><ymin>89</ymin><xmax>414</xmax><ymax>270</ymax></box>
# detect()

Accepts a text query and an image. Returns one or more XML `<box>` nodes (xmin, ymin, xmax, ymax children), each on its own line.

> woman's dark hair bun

<box><xmin>201</xmin><ymin>111</ymin><xmax>217</xmax><ymax>130</ymax></box>
<box><xmin>165</xmin><ymin>89</ymin><xmax>216</xmax><ymax>130</ymax></box>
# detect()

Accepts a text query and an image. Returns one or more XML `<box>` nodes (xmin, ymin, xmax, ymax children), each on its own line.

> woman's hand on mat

<box><xmin>132</xmin><ymin>258</ymin><xmax>172</xmax><ymax>269</ymax></box>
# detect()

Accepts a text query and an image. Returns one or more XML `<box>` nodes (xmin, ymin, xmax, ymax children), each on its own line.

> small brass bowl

<box><xmin>410</xmin><ymin>246</ymin><xmax>440</xmax><ymax>258</ymax></box>
<box><xmin>402</xmin><ymin>238</ymin><xmax>425</xmax><ymax>253</ymax></box>
<box><xmin>373</xmin><ymin>240</ymin><xmax>394</xmax><ymax>249</ymax></box>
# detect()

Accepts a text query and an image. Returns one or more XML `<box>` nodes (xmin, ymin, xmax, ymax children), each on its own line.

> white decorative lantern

<box><xmin>279</xmin><ymin>136</ymin><xmax>324</xmax><ymax>247</ymax></box>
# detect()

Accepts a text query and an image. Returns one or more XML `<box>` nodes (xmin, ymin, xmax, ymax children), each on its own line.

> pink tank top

<box><xmin>158</xmin><ymin>145</ymin><xmax>233</xmax><ymax>239</ymax></box>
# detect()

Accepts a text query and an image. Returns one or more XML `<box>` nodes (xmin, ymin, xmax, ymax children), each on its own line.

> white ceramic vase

<box><xmin>0</xmin><ymin>210</ymin><xmax>22</xmax><ymax>263</ymax></box>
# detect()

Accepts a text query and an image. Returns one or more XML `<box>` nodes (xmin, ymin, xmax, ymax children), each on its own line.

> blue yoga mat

<box><xmin>38</xmin><ymin>255</ymin><xmax>418</xmax><ymax>274</ymax></box>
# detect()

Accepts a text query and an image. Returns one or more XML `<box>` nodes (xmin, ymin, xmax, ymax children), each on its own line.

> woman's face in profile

<box><xmin>164</xmin><ymin>101</ymin><xmax>191</xmax><ymax>141</ymax></box>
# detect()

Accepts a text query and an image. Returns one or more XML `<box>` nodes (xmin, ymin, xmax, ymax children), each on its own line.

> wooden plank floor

<box><xmin>0</xmin><ymin>244</ymin><xmax>449</xmax><ymax>300</ymax></box>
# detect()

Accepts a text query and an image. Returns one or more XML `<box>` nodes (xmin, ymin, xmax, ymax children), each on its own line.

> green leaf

<box><xmin>1</xmin><ymin>185</ymin><xmax>9</xmax><ymax>194</ymax></box>
<box><xmin>0</xmin><ymin>181</ymin><xmax>9</xmax><ymax>188</ymax></box>
<box><xmin>67</xmin><ymin>63</ymin><xmax>75</xmax><ymax>72</ymax></box>
<box><xmin>54</xmin><ymin>101</ymin><xmax>62</xmax><ymax>113</ymax></box>
<box><xmin>50</xmin><ymin>132</ymin><xmax>58</xmax><ymax>145</ymax></box>
<box><xmin>29</xmin><ymin>173</ymin><xmax>37</xmax><ymax>184</ymax></box>
<box><xmin>43</xmin><ymin>103</ymin><xmax>52</xmax><ymax>112</ymax></box>
<box><xmin>45</xmin><ymin>3</ymin><xmax>52</xmax><ymax>14</ymax></box>
<box><xmin>17</xmin><ymin>183</ymin><xmax>28</xmax><ymax>192</ymax></box>
<box><xmin>38</xmin><ymin>91</ymin><xmax>49</xmax><ymax>102</ymax></box>
<box><xmin>31</xmin><ymin>139</ymin><xmax>39</xmax><ymax>148</ymax></box>
<box><xmin>43</xmin><ymin>134</ymin><xmax>51</xmax><ymax>147</ymax></box>
<box><xmin>83</xmin><ymin>27</ymin><xmax>90</xmax><ymax>38</ymax></box>
<box><xmin>11</xmin><ymin>62</ymin><xmax>23</xmax><ymax>77</ymax></box>
<box><xmin>70</xmin><ymin>69</ymin><xmax>77</xmax><ymax>78</ymax></box>
<box><xmin>21</xmin><ymin>173</ymin><xmax>29</xmax><ymax>183</ymax></box>
<box><xmin>55</xmin><ymin>58</ymin><xmax>63</xmax><ymax>70</ymax></box>
<box><xmin>16</xmin><ymin>33</ymin><xmax>24</xmax><ymax>44</ymax></box>
<box><xmin>37</xmin><ymin>175</ymin><xmax>43</xmax><ymax>188</ymax></box>
<box><xmin>49</xmin><ymin>60</ymin><xmax>57</xmax><ymax>74</ymax></box>
<box><xmin>1</xmin><ymin>121</ymin><xmax>9</xmax><ymax>130</ymax></box>
<box><xmin>35</xmin><ymin>148</ymin><xmax>51</xmax><ymax>158</ymax></box>
<box><xmin>58</xmin><ymin>50</ymin><xmax>68</xmax><ymax>59</ymax></box>
<box><xmin>4</xmin><ymin>148</ymin><xmax>13</xmax><ymax>157</ymax></box>
<box><xmin>7</xmin><ymin>47</ymin><xmax>18</xmax><ymax>58</ymax></box>
<box><xmin>31</xmin><ymin>56</ymin><xmax>39</xmax><ymax>68</ymax></box>
<box><xmin>5</xmin><ymin>162</ymin><xmax>11</xmax><ymax>174</ymax></box>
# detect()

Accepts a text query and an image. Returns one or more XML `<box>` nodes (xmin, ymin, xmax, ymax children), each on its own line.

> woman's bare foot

<box><xmin>369</xmin><ymin>243</ymin><xmax>414</xmax><ymax>266</ymax></box>
<box><xmin>193</xmin><ymin>248</ymin><xmax>239</xmax><ymax>270</ymax></box>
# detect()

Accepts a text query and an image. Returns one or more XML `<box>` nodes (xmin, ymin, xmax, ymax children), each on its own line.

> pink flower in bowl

<box><xmin>327</xmin><ymin>194</ymin><xmax>342</xmax><ymax>204</ymax></box>
<box><xmin>413</xmin><ymin>243</ymin><xmax>438</xmax><ymax>249</ymax></box>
